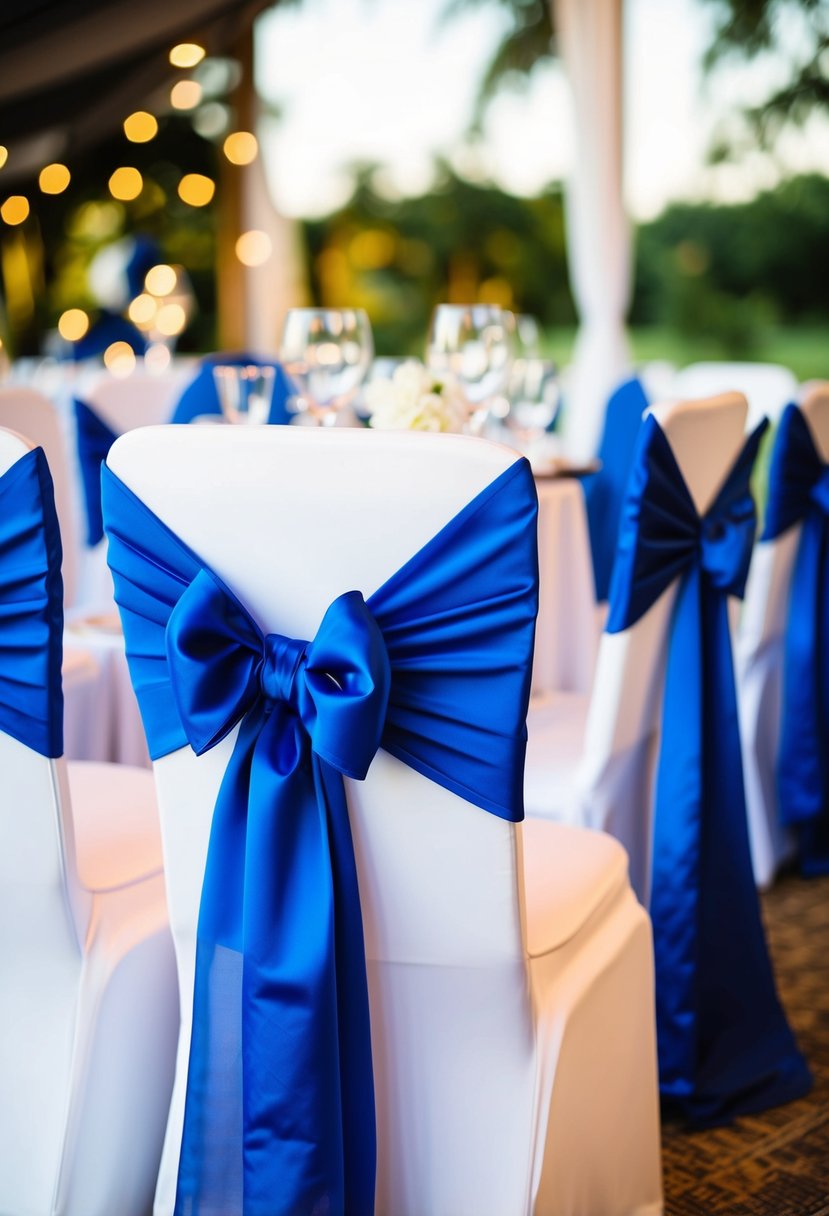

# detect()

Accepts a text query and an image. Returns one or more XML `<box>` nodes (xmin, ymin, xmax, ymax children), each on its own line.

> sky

<box><xmin>255</xmin><ymin>0</ymin><xmax>829</xmax><ymax>222</ymax></box>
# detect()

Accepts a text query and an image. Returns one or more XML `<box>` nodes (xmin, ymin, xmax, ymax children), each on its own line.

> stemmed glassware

<box><xmin>213</xmin><ymin>365</ymin><xmax>276</xmax><ymax>425</ymax></box>
<box><xmin>279</xmin><ymin>308</ymin><xmax>373</xmax><ymax>425</ymax></box>
<box><xmin>425</xmin><ymin>305</ymin><xmax>515</xmax><ymax>434</ymax></box>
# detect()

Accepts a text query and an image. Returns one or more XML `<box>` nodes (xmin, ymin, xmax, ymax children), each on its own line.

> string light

<box><xmin>144</xmin><ymin>264</ymin><xmax>177</xmax><ymax>296</ymax></box>
<box><xmin>170</xmin><ymin>43</ymin><xmax>205</xmax><ymax>68</ymax></box>
<box><xmin>178</xmin><ymin>173</ymin><xmax>215</xmax><ymax>207</ymax></box>
<box><xmin>128</xmin><ymin>294</ymin><xmax>157</xmax><ymax>327</ymax></box>
<box><xmin>223</xmin><ymin>131</ymin><xmax>258</xmax><ymax>165</ymax></box>
<box><xmin>235</xmin><ymin>230</ymin><xmax>272</xmax><ymax>267</ymax></box>
<box><xmin>58</xmin><ymin>309</ymin><xmax>89</xmax><ymax>341</ymax></box>
<box><xmin>39</xmin><ymin>163</ymin><xmax>71</xmax><ymax>195</ymax></box>
<box><xmin>124</xmin><ymin>111</ymin><xmax>158</xmax><ymax>143</ymax></box>
<box><xmin>1</xmin><ymin>196</ymin><xmax>29</xmax><ymax>225</ymax></box>
<box><xmin>170</xmin><ymin>80</ymin><xmax>202</xmax><ymax>111</ymax></box>
<box><xmin>108</xmin><ymin>167</ymin><xmax>143</xmax><ymax>201</ymax></box>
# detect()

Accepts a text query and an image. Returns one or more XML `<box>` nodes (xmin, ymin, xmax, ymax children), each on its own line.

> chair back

<box><xmin>84</xmin><ymin>367</ymin><xmax>187</xmax><ymax>432</ymax></box>
<box><xmin>671</xmin><ymin>361</ymin><xmax>796</xmax><ymax>428</ymax></box>
<box><xmin>106</xmin><ymin>426</ymin><xmax>536</xmax><ymax>1212</ymax></box>
<box><xmin>0</xmin><ymin>427</ymin><xmax>91</xmax><ymax>1213</ymax></box>
<box><xmin>0</xmin><ymin>387</ymin><xmax>79</xmax><ymax>604</ymax></box>
<box><xmin>579</xmin><ymin>392</ymin><xmax>748</xmax><ymax>895</ymax></box>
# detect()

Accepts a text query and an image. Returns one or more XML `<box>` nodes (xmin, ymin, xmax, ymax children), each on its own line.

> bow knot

<box><xmin>260</xmin><ymin>632</ymin><xmax>307</xmax><ymax>710</ymax></box>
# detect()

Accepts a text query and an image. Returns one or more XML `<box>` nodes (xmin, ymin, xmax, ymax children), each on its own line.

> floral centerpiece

<box><xmin>365</xmin><ymin>361</ymin><xmax>467</xmax><ymax>433</ymax></box>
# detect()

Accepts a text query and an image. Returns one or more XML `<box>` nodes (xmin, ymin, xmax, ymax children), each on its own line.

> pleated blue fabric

<box><xmin>101</xmin><ymin>455</ymin><xmax>538</xmax><ymax>1214</ymax></box>
<box><xmin>607</xmin><ymin>413</ymin><xmax>811</xmax><ymax>1124</ymax></box>
<box><xmin>0</xmin><ymin>447</ymin><xmax>63</xmax><ymax>757</ymax></box>
<box><xmin>74</xmin><ymin>398</ymin><xmax>118</xmax><ymax>546</ymax></box>
<box><xmin>762</xmin><ymin>402</ymin><xmax>829</xmax><ymax>874</ymax></box>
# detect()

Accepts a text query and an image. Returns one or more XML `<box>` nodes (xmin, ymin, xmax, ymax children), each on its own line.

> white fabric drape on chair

<box><xmin>552</xmin><ymin>0</ymin><xmax>631</xmax><ymax>461</ymax></box>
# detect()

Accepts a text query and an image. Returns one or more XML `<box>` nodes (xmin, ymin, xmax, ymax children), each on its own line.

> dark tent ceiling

<box><xmin>0</xmin><ymin>0</ymin><xmax>271</xmax><ymax>183</ymax></box>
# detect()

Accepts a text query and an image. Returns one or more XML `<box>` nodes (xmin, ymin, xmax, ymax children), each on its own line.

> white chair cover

<box><xmin>0</xmin><ymin>427</ymin><xmax>178</xmax><ymax>1216</ymax></box>
<box><xmin>738</xmin><ymin>382</ymin><xmax>829</xmax><ymax>885</ymax></box>
<box><xmin>107</xmin><ymin>425</ymin><xmax>662</xmax><ymax>1216</ymax></box>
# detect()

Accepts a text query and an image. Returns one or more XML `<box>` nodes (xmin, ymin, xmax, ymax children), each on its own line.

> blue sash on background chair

<box><xmin>170</xmin><ymin>352</ymin><xmax>294</xmax><ymax>425</ymax></box>
<box><xmin>102</xmin><ymin>456</ymin><xmax>538</xmax><ymax>1215</ymax></box>
<box><xmin>0</xmin><ymin>447</ymin><xmax>64</xmax><ymax>757</ymax></box>
<box><xmin>762</xmin><ymin>402</ymin><xmax>829</xmax><ymax>875</ymax></box>
<box><xmin>583</xmin><ymin>377</ymin><xmax>648</xmax><ymax>601</ymax></box>
<box><xmin>74</xmin><ymin>399</ymin><xmax>118</xmax><ymax>546</ymax></box>
<box><xmin>607</xmin><ymin>414</ymin><xmax>811</xmax><ymax>1125</ymax></box>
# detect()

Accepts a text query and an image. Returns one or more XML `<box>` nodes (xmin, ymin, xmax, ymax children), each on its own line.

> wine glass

<box><xmin>213</xmin><ymin>365</ymin><xmax>275</xmax><ymax>424</ymax></box>
<box><xmin>425</xmin><ymin>305</ymin><xmax>515</xmax><ymax>434</ymax></box>
<box><xmin>279</xmin><ymin>308</ymin><xmax>373</xmax><ymax>425</ymax></box>
<box><xmin>504</xmin><ymin>358</ymin><xmax>560</xmax><ymax>455</ymax></box>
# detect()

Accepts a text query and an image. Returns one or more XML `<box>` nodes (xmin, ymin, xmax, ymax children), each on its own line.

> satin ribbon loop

<box><xmin>811</xmin><ymin>466</ymin><xmax>829</xmax><ymax>515</ymax></box>
<box><xmin>260</xmin><ymin>632</ymin><xmax>307</xmax><ymax>710</ymax></box>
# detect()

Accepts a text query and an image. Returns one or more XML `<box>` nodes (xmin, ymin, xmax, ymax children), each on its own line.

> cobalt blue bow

<box><xmin>607</xmin><ymin>414</ymin><xmax>811</xmax><ymax>1125</ymax></box>
<box><xmin>74</xmin><ymin>398</ymin><xmax>118</xmax><ymax>546</ymax></box>
<box><xmin>0</xmin><ymin>447</ymin><xmax>64</xmax><ymax>758</ymax></box>
<box><xmin>762</xmin><ymin>402</ymin><xmax>829</xmax><ymax>874</ymax></box>
<box><xmin>101</xmin><ymin>456</ymin><xmax>538</xmax><ymax>1214</ymax></box>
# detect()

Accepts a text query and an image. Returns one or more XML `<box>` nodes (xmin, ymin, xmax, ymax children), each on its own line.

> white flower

<box><xmin>366</xmin><ymin>363</ymin><xmax>467</xmax><ymax>433</ymax></box>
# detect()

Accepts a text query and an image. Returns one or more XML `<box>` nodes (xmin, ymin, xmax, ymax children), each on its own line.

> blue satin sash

<box><xmin>74</xmin><ymin>398</ymin><xmax>118</xmax><ymax>546</ymax></box>
<box><xmin>101</xmin><ymin>456</ymin><xmax>538</xmax><ymax>1214</ymax></box>
<box><xmin>607</xmin><ymin>414</ymin><xmax>811</xmax><ymax>1124</ymax></box>
<box><xmin>171</xmin><ymin>353</ymin><xmax>294</xmax><ymax>426</ymax></box>
<box><xmin>583</xmin><ymin>376</ymin><xmax>648</xmax><ymax>601</ymax></box>
<box><xmin>762</xmin><ymin>402</ymin><xmax>829</xmax><ymax>875</ymax></box>
<box><xmin>0</xmin><ymin>447</ymin><xmax>64</xmax><ymax>757</ymax></box>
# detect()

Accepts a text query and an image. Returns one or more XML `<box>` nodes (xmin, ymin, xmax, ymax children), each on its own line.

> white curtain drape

<box><xmin>552</xmin><ymin>0</ymin><xmax>631</xmax><ymax>460</ymax></box>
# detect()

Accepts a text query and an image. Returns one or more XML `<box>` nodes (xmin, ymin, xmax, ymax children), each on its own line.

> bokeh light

<box><xmin>128</xmin><ymin>293</ymin><xmax>157</xmax><ymax>327</ymax></box>
<box><xmin>108</xmin><ymin>167</ymin><xmax>143</xmax><ymax>201</ymax></box>
<box><xmin>58</xmin><ymin>309</ymin><xmax>89</xmax><ymax>341</ymax></box>
<box><xmin>124</xmin><ymin>111</ymin><xmax>158</xmax><ymax>143</ymax></box>
<box><xmin>170</xmin><ymin>80</ymin><xmax>202</xmax><ymax>111</ymax></box>
<box><xmin>223</xmin><ymin>131</ymin><xmax>258</xmax><ymax>165</ymax></box>
<box><xmin>39</xmin><ymin>163</ymin><xmax>71</xmax><ymax>195</ymax></box>
<box><xmin>170</xmin><ymin>43</ymin><xmax>205</xmax><ymax>69</ymax></box>
<box><xmin>145</xmin><ymin>342</ymin><xmax>172</xmax><ymax>373</ymax></box>
<box><xmin>1</xmin><ymin>196</ymin><xmax>29</xmax><ymax>225</ymax></box>
<box><xmin>0</xmin><ymin>147</ymin><xmax>8</xmax><ymax>170</ymax></box>
<box><xmin>144</xmin><ymin>264</ymin><xmax>177</xmax><ymax>296</ymax></box>
<box><xmin>235</xmin><ymin>230</ymin><xmax>272</xmax><ymax>267</ymax></box>
<box><xmin>155</xmin><ymin>302</ymin><xmax>187</xmax><ymax>336</ymax></box>
<box><xmin>103</xmin><ymin>341</ymin><xmax>137</xmax><ymax>377</ymax></box>
<box><xmin>177</xmin><ymin>173</ymin><xmax>215</xmax><ymax>207</ymax></box>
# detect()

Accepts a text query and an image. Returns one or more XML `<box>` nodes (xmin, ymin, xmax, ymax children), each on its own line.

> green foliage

<box><xmin>631</xmin><ymin>173</ymin><xmax>829</xmax><ymax>352</ymax></box>
<box><xmin>440</xmin><ymin>0</ymin><xmax>555</xmax><ymax>118</ymax></box>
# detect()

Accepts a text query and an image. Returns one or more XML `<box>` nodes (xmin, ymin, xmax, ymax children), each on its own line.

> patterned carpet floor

<box><xmin>662</xmin><ymin>872</ymin><xmax>829</xmax><ymax>1215</ymax></box>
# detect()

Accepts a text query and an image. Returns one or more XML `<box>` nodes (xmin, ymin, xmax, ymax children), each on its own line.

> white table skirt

<box><xmin>533</xmin><ymin>477</ymin><xmax>599</xmax><ymax>697</ymax></box>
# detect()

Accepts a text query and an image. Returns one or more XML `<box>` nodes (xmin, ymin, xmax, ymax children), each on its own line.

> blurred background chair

<box><xmin>0</xmin><ymin>427</ymin><xmax>178</xmax><ymax>1216</ymax></box>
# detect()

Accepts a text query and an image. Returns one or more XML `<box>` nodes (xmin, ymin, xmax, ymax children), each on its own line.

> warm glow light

<box><xmin>177</xmin><ymin>173</ymin><xmax>215</xmax><ymax>207</ymax></box>
<box><xmin>169</xmin><ymin>43</ymin><xmax>205</xmax><ymax>68</ymax></box>
<box><xmin>223</xmin><ymin>131</ymin><xmax>258</xmax><ymax>165</ymax></box>
<box><xmin>144</xmin><ymin>263</ymin><xmax>177</xmax><ymax>296</ymax></box>
<box><xmin>58</xmin><ymin>309</ymin><xmax>89</xmax><ymax>342</ymax></box>
<box><xmin>39</xmin><ymin>163</ymin><xmax>71</xmax><ymax>195</ymax></box>
<box><xmin>103</xmin><ymin>341</ymin><xmax>136</xmax><ymax>377</ymax></box>
<box><xmin>128</xmin><ymin>293</ymin><xmax>157</xmax><ymax>327</ymax></box>
<box><xmin>155</xmin><ymin>302</ymin><xmax>186</xmax><ymax>336</ymax></box>
<box><xmin>1</xmin><ymin>195</ymin><xmax>29</xmax><ymax>225</ymax></box>
<box><xmin>170</xmin><ymin>80</ymin><xmax>202</xmax><ymax>111</ymax></box>
<box><xmin>108</xmin><ymin>167</ymin><xmax>143</xmax><ymax>201</ymax></box>
<box><xmin>0</xmin><ymin>147</ymin><xmax>8</xmax><ymax>170</ymax></box>
<box><xmin>124</xmin><ymin>111</ymin><xmax>158</xmax><ymax>143</ymax></box>
<box><xmin>235</xmin><ymin>230</ymin><xmax>272</xmax><ymax>267</ymax></box>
